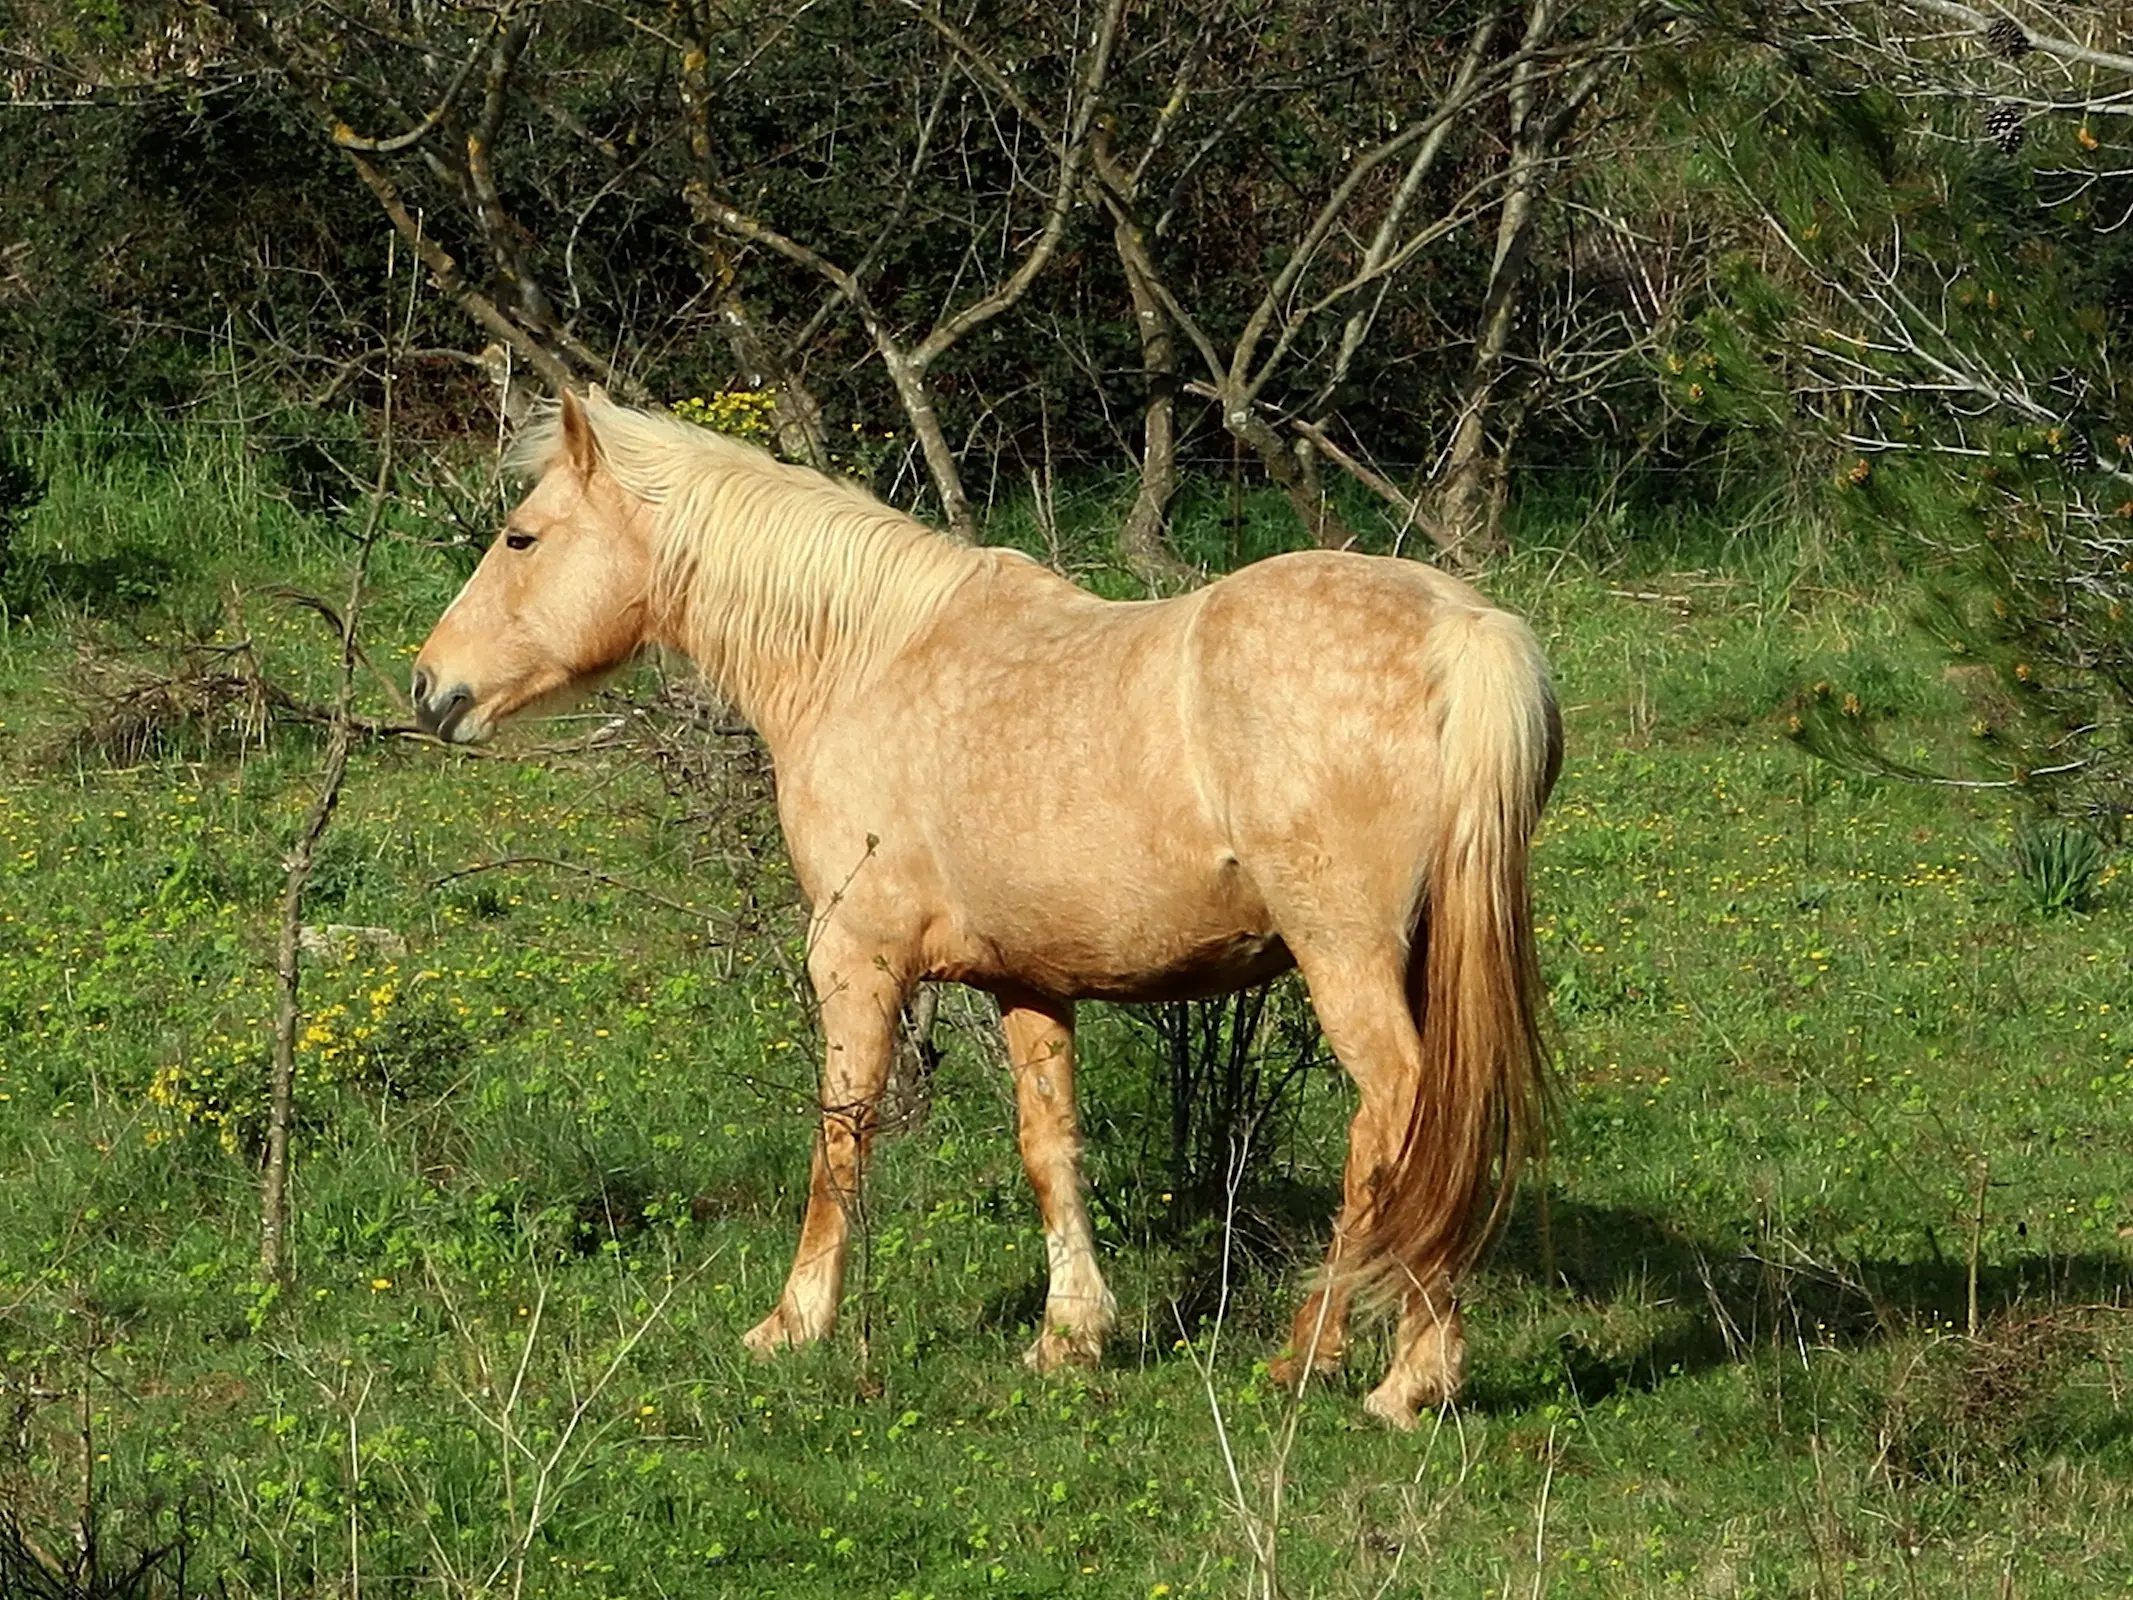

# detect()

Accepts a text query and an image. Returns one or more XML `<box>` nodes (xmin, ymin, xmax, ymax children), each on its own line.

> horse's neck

<box><xmin>666</xmin><ymin>523</ymin><xmax>968</xmax><ymax>744</ymax></box>
<box><xmin>666</xmin><ymin>601</ymin><xmax>827</xmax><ymax>747</ymax></box>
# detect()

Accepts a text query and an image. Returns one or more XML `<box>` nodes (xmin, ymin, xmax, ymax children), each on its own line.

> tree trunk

<box><xmin>881</xmin><ymin>344</ymin><xmax>977</xmax><ymax>542</ymax></box>
<box><xmin>1221</xmin><ymin>394</ymin><xmax>1355</xmax><ymax>548</ymax></box>
<box><xmin>1435</xmin><ymin>195</ymin><xmax>1538</xmax><ymax>557</ymax></box>
<box><xmin>716</xmin><ymin>283</ymin><xmax>833</xmax><ymax>472</ymax></box>
<box><xmin>1433</xmin><ymin>0</ymin><xmax>1607</xmax><ymax>560</ymax></box>
<box><xmin>1113</xmin><ymin>213</ymin><xmax>1195</xmax><ymax>586</ymax></box>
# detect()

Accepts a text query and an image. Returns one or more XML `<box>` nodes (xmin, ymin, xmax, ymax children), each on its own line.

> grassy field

<box><xmin>1</xmin><ymin>415</ymin><xmax>2129</xmax><ymax>1598</ymax></box>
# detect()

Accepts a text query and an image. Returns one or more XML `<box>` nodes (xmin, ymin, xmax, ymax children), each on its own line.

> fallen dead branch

<box><xmin>53</xmin><ymin>626</ymin><xmax>421</xmax><ymax>769</ymax></box>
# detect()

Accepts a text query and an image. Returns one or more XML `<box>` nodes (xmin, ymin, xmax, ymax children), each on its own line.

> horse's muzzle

<box><xmin>411</xmin><ymin>668</ymin><xmax>477</xmax><ymax>742</ymax></box>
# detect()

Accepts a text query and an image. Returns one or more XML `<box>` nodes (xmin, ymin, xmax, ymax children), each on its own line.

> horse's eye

<box><xmin>505</xmin><ymin>531</ymin><xmax>537</xmax><ymax>552</ymax></box>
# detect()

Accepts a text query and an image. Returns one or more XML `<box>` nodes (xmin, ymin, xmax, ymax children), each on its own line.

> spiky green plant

<box><xmin>2010</xmin><ymin>819</ymin><xmax>2108</xmax><ymax>915</ymax></box>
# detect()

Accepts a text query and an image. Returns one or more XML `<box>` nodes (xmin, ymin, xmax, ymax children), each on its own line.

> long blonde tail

<box><xmin>1365</xmin><ymin>608</ymin><xmax>1559</xmax><ymax>1293</ymax></box>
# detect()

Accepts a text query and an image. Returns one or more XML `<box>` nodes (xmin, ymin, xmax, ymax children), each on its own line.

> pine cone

<box><xmin>1986</xmin><ymin>100</ymin><xmax>2026</xmax><ymax>155</ymax></box>
<box><xmin>1985</xmin><ymin>17</ymin><xmax>2031</xmax><ymax>61</ymax></box>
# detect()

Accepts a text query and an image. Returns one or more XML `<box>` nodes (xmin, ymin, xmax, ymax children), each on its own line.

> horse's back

<box><xmin>785</xmin><ymin>546</ymin><xmax>1538</xmax><ymax>998</ymax></box>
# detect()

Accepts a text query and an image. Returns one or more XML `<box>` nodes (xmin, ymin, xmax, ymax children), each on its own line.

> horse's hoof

<box><xmin>1362</xmin><ymin>1385</ymin><xmax>1425</xmax><ymax>1431</ymax></box>
<box><xmin>1024</xmin><ymin>1325</ymin><xmax>1104</xmax><ymax>1373</ymax></box>
<box><xmin>742</xmin><ymin>1307</ymin><xmax>801</xmax><ymax>1357</ymax></box>
<box><xmin>1365</xmin><ymin>1366</ymin><xmax>1459</xmax><ymax>1429</ymax></box>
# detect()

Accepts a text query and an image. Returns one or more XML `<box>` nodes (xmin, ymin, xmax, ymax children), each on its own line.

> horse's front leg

<box><xmin>743</xmin><ymin>949</ymin><xmax>905</xmax><ymax>1356</ymax></box>
<box><xmin>1000</xmin><ymin>991</ymin><xmax>1116</xmax><ymax>1371</ymax></box>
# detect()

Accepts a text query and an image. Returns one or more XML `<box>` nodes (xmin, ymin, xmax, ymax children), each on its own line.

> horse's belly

<box><xmin>939</xmin><ymin>928</ymin><xmax>1295</xmax><ymax>1003</ymax></box>
<box><xmin>1071</xmin><ymin>931</ymin><xmax>1297</xmax><ymax>1003</ymax></box>
<box><xmin>926</xmin><ymin>859</ymin><xmax>1291</xmax><ymax>1002</ymax></box>
<box><xmin>932</xmin><ymin>928</ymin><xmax>1295</xmax><ymax>1003</ymax></box>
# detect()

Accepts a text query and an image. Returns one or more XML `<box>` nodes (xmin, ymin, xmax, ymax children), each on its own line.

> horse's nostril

<box><xmin>411</xmin><ymin>667</ymin><xmax>432</xmax><ymax>706</ymax></box>
<box><xmin>415</xmin><ymin>683</ymin><xmax>476</xmax><ymax>740</ymax></box>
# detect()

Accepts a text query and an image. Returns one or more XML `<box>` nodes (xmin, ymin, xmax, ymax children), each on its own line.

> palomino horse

<box><xmin>413</xmin><ymin>392</ymin><xmax>1559</xmax><ymax>1427</ymax></box>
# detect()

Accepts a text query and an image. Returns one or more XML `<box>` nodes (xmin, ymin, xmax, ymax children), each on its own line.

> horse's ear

<box><xmin>558</xmin><ymin>388</ymin><xmax>600</xmax><ymax>478</ymax></box>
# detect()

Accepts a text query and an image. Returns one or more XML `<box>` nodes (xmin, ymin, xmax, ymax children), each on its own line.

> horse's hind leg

<box><xmin>1270</xmin><ymin>954</ymin><xmax>1405</xmax><ymax>1388</ymax></box>
<box><xmin>743</xmin><ymin>953</ymin><xmax>904</xmax><ymax>1356</ymax></box>
<box><xmin>1277</xmin><ymin>948</ymin><xmax>1466</xmax><ymax>1427</ymax></box>
<box><xmin>1001</xmin><ymin>992</ymin><xmax>1116</xmax><ymax>1371</ymax></box>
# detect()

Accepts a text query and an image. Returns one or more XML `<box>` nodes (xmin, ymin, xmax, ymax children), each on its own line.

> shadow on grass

<box><xmin>980</xmin><ymin>1173</ymin><xmax>1340</xmax><ymax>1347</ymax></box>
<box><xmin>5</xmin><ymin>549</ymin><xmax>179</xmax><ymax>617</ymax></box>
<box><xmin>979</xmin><ymin>1182</ymin><xmax>2128</xmax><ymax>1425</ymax></box>
<box><xmin>1472</xmin><ymin>1192</ymin><xmax>2133</xmax><ymax>1413</ymax></box>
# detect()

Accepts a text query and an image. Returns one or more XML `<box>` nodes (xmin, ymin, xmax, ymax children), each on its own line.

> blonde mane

<box><xmin>514</xmin><ymin>396</ymin><xmax>981</xmax><ymax>723</ymax></box>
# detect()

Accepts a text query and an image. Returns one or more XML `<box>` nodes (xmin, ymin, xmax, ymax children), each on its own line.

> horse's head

<box><xmin>412</xmin><ymin>390</ymin><xmax>654</xmax><ymax>743</ymax></box>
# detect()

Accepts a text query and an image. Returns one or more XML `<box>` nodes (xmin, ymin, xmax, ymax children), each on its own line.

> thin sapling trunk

<box><xmin>259</xmin><ymin>407</ymin><xmax>396</xmax><ymax>1284</ymax></box>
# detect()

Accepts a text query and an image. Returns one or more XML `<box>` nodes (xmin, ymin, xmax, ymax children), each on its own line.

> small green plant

<box><xmin>148</xmin><ymin>1038</ymin><xmax>272</xmax><ymax>1157</ymax></box>
<box><xmin>2010</xmin><ymin>819</ymin><xmax>2107</xmax><ymax>915</ymax></box>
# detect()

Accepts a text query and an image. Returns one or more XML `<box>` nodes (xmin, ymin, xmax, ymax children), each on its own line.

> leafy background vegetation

<box><xmin>1</xmin><ymin>412</ymin><xmax>2127</xmax><ymax>1597</ymax></box>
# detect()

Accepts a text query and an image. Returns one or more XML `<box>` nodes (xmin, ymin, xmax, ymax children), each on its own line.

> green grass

<box><xmin>1</xmin><ymin>414</ymin><xmax>2129</xmax><ymax>1597</ymax></box>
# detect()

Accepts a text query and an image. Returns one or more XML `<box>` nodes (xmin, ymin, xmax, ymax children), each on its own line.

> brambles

<box><xmin>59</xmin><ymin>631</ymin><xmax>275</xmax><ymax>768</ymax></box>
<box><xmin>0</xmin><ymin>1504</ymin><xmax>203</xmax><ymax>1600</ymax></box>
<box><xmin>1876</xmin><ymin>1310</ymin><xmax>2099</xmax><ymax>1491</ymax></box>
